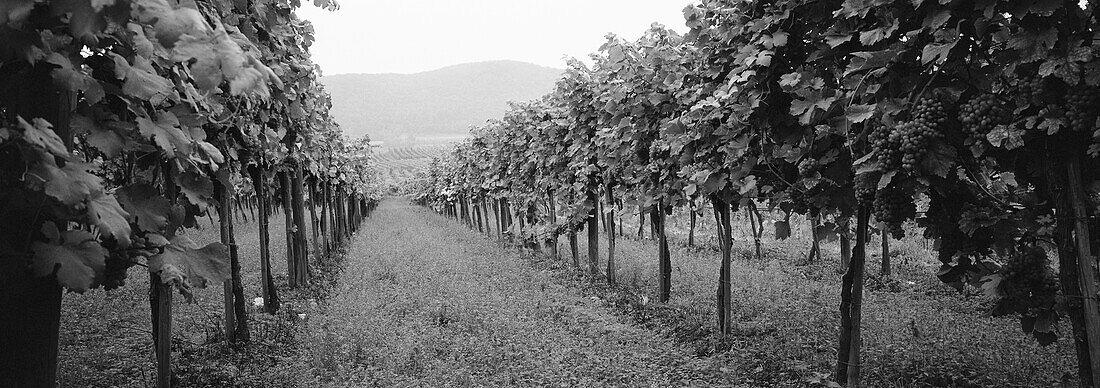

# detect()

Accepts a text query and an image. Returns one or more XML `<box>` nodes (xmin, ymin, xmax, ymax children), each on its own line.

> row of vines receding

<box><xmin>412</xmin><ymin>0</ymin><xmax>1100</xmax><ymax>386</ymax></box>
<box><xmin>0</xmin><ymin>1</ymin><xmax>383</xmax><ymax>387</ymax></box>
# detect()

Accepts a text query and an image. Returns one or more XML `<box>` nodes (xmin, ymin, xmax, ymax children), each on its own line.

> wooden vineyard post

<box><xmin>517</xmin><ymin>205</ymin><xmax>526</xmax><ymax>236</ymax></box>
<box><xmin>547</xmin><ymin>190</ymin><xmax>559</xmax><ymax>258</ymax></box>
<box><xmin>279</xmin><ymin>171</ymin><xmax>297</xmax><ymax>287</ymax></box>
<box><xmin>881</xmin><ymin>226</ymin><xmax>890</xmax><ymax>278</ymax></box>
<box><xmin>839</xmin><ymin>223</ymin><xmax>852</xmax><ymax>273</ymax></box>
<box><xmin>320</xmin><ymin>178</ymin><xmax>330</xmax><ymax>256</ymax></box>
<box><xmin>335</xmin><ymin>185</ymin><xmax>344</xmax><ymax>243</ymax></box>
<box><xmin>586</xmin><ymin>190</ymin><xmax>600</xmax><ymax>276</ymax></box>
<box><xmin>688</xmin><ymin>207</ymin><xmax>696</xmax><ymax>247</ymax></box>
<box><xmin>474</xmin><ymin>197</ymin><xmax>484</xmax><ymax>233</ymax></box>
<box><xmin>308</xmin><ymin>177</ymin><xmax>320</xmax><ymax>261</ymax></box>
<box><xmin>324</xmin><ymin>179</ymin><xmax>335</xmax><ymax>250</ymax></box>
<box><xmin>217</xmin><ymin>179</ymin><xmax>237</xmax><ymax>343</ymax></box>
<box><xmin>339</xmin><ymin>186</ymin><xmax>346</xmax><ymax>238</ymax></box>
<box><xmin>291</xmin><ymin>162</ymin><xmax>309</xmax><ymax>286</ymax></box>
<box><xmin>482</xmin><ymin>197</ymin><xmax>492</xmax><ymax>237</ymax></box>
<box><xmin>249</xmin><ymin>165</ymin><xmax>279</xmax><ymax>314</ymax></box>
<box><xmin>617</xmin><ymin>200</ymin><xmax>624</xmax><ymax>237</ymax></box>
<box><xmin>599</xmin><ymin>194</ymin><xmax>608</xmax><ymax>235</ymax></box>
<box><xmin>711</xmin><ymin>195</ymin><xmax>733</xmax><ymax>336</ymax></box>
<box><xmin>152</xmin><ymin>161</ymin><xmax>176</xmax><ymax>388</ymax></box>
<box><xmin>217</xmin><ymin>175</ymin><xmax>250</xmax><ymax>343</ymax></box>
<box><xmin>526</xmin><ymin>202</ymin><xmax>540</xmax><ymax>251</ymax></box>
<box><xmin>1066</xmin><ymin>156</ymin><xmax>1100</xmax><ymax>386</ymax></box>
<box><xmin>653</xmin><ymin>203</ymin><xmax>672</xmax><ymax>302</ymax></box>
<box><xmin>569</xmin><ymin>229</ymin><xmax>580</xmax><ymax>268</ymax></box>
<box><xmin>807</xmin><ymin>215</ymin><xmax>821</xmax><ymax>263</ymax></box>
<box><xmin>605</xmin><ymin>186</ymin><xmax>617</xmax><ymax>285</ymax></box>
<box><xmin>152</xmin><ymin>280</ymin><xmax>172</xmax><ymax>388</ymax></box>
<box><xmin>341</xmin><ymin>185</ymin><xmax>349</xmax><ymax>239</ymax></box>
<box><xmin>747</xmin><ymin>201</ymin><xmax>764</xmax><ymax>261</ymax></box>
<box><xmin>501</xmin><ymin>197</ymin><xmax>512</xmax><ymax>240</ymax></box>
<box><xmin>837</xmin><ymin>204</ymin><xmax>870</xmax><ymax>386</ymax></box>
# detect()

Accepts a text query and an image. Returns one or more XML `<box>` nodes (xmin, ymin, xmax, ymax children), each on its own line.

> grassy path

<box><xmin>302</xmin><ymin>198</ymin><xmax>741</xmax><ymax>387</ymax></box>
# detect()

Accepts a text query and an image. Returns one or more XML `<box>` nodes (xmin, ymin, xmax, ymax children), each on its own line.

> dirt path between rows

<box><xmin>301</xmin><ymin>198</ymin><xmax>744</xmax><ymax>387</ymax></box>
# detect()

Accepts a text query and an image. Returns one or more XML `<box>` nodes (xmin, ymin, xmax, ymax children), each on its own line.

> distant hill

<box><xmin>322</xmin><ymin>60</ymin><xmax>563</xmax><ymax>145</ymax></box>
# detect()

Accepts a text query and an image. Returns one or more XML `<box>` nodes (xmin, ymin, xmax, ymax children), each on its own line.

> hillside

<box><xmin>322</xmin><ymin>60</ymin><xmax>562</xmax><ymax>144</ymax></box>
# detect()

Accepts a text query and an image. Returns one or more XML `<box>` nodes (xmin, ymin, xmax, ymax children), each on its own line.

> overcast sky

<box><xmin>295</xmin><ymin>1</ymin><xmax>693</xmax><ymax>75</ymax></box>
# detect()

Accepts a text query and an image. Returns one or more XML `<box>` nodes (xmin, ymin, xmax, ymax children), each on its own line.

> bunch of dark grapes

<box><xmin>1064</xmin><ymin>86</ymin><xmax>1099</xmax><ymax>132</ymax></box>
<box><xmin>797</xmin><ymin>158</ymin><xmax>817</xmax><ymax>177</ymax></box>
<box><xmin>1015</xmin><ymin>77</ymin><xmax>1049</xmax><ymax>107</ymax></box>
<box><xmin>869</xmin><ymin>122</ymin><xmax>902</xmax><ymax>171</ymax></box>
<box><xmin>959</xmin><ymin>93</ymin><xmax>1008</xmax><ymax>143</ymax></box>
<box><xmin>998</xmin><ymin>247</ymin><xmax>1059</xmax><ymax>303</ymax></box>
<box><xmin>871</xmin><ymin>97</ymin><xmax>947</xmax><ymax>173</ymax></box>
<box><xmin>854</xmin><ymin>174</ymin><xmax>875</xmax><ymax>203</ymax></box>
<box><xmin>102</xmin><ymin>253</ymin><xmax>132</xmax><ymax>291</ymax></box>
<box><xmin>872</xmin><ymin>186</ymin><xmax>915</xmax><ymax>238</ymax></box>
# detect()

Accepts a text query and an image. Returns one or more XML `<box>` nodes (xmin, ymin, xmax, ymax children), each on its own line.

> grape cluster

<box><xmin>854</xmin><ymin>174</ymin><xmax>875</xmax><ymax>203</ymax></box>
<box><xmin>1016</xmin><ymin>77</ymin><xmax>1049</xmax><ymax>106</ymax></box>
<box><xmin>998</xmin><ymin>247</ymin><xmax>1059</xmax><ymax>301</ymax></box>
<box><xmin>797</xmin><ymin>158</ymin><xmax>817</xmax><ymax>177</ymax></box>
<box><xmin>872</xmin><ymin>186</ymin><xmax>915</xmax><ymax>238</ymax></box>
<box><xmin>959</xmin><ymin>93</ymin><xmax>1008</xmax><ymax>142</ymax></box>
<box><xmin>870</xmin><ymin>97</ymin><xmax>948</xmax><ymax>173</ymax></box>
<box><xmin>1064</xmin><ymin>86</ymin><xmax>1099</xmax><ymax>132</ymax></box>
<box><xmin>102</xmin><ymin>254</ymin><xmax>132</xmax><ymax>291</ymax></box>
<box><xmin>868</xmin><ymin>122</ymin><xmax>901</xmax><ymax>171</ymax></box>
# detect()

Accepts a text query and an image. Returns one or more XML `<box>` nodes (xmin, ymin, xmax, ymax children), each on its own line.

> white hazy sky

<box><xmin>296</xmin><ymin>1</ymin><xmax>693</xmax><ymax>75</ymax></box>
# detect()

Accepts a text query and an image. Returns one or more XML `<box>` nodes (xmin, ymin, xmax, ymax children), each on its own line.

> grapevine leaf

<box><xmin>117</xmin><ymin>183</ymin><xmax>170</xmax><ymax>232</ymax></box>
<box><xmin>920</xmin><ymin>141</ymin><xmax>956</xmax><ymax>178</ymax></box>
<box><xmin>1008</xmin><ymin>27</ymin><xmax>1057</xmax><ymax>62</ymax></box>
<box><xmin>87</xmin><ymin>191</ymin><xmax>132</xmax><ymax>247</ymax></box>
<box><xmin>30</xmin><ymin>224</ymin><xmax>107</xmax><ymax>293</ymax></box>
<box><xmin>137</xmin><ymin>111</ymin><xmax>192</xmax><ymax>159</ymax></box>
<box><xmin>922</xmin><ymin>8</ymin><xmax>951</xmax><ymax>29</ymax></box>
<box><xmin>1034</xmin><ymin>331</ymin><xmax>1057</xmax><ymax>346</ymax></box>
<box><xmin>127</xmin><ymin>23</ymin><xmax>155</xmax><ymax>58</ymax></box>
<box><xmin>18</xmin><ymin>117</ymin><xmax>68</xmax><ymax>157</ymax></box>
<box><xmin>845</xmin><ymin>104</ymin><xmax>875</xmax><ymax>123</ymax></box>
<box><xmin>40</xmin><ymin>160</ymin><xmax>102</xmax><ymax>205</ymax></box>
<box><xmin>877</xmin><ymin>170</ymin><xmax>895</xmax><ymax>190</ymax></box>
<box><xmin>921</xmin><ymin>36</ymin><xmax>958</xmax><ymax>65</ymax></box>
<box><xmin>774</xmin><ymin>220</ymin><xmax>791</xmax><ymax>240</ymax></box>
<box><xmin>147</xmin><ymin>233</ymin><xmax>169</xmax><ymax>247</ymax></box>
<box><xmin>979</xmin><ymin>274</ymin><xmax>1002</xmax><ymax>298</ymax></box>
<box><xmin>1020</xmin><ymin>315</ymin><xmax>1036</xmax><ymax>333</ymax></box>
<box><xmin>701</xmin><ymin>171</ymin><xmax>726</xmax><ymax>195</ymax></box>
<box><xmin>73</xmin><ymin>114</ymin><xmax>124</xmax><ymax>157</ymax></box>
<box><xmin>1024</xmin><ymin>0</ymin><xmax>1063</xmax><ymax>17</ymax></box>
<box><xmin>1037</xmin><ymin>118</ymin><xmax>1064</xmax><ymax>135</ymax></box>
<box><xmin>844</xmin><ymin>50</ymin><xmax>898</xmax><ymax>76</ymax></box>
<box><xmin>175</xmin><ymin>170</ymin><xmax>214</xmax><ymax>208</ymax></box>
<box><xmin>147</xmin><ymin>236</ymin><xmax>229</xmax><ymax>301</ymax></box>
<box><xmin>53</xmin><ymin>0</ymin><xmax>106</xmax><ymax>43</ymax></box>
<box><xmin>789</xmin><ymin>90</ymin><xmax>836</xmax><ymax>124</ymax></box>
<box><xmin>192</xmin><ymin>141</ymin><xmax>225</xmax><ymax>166</ymax></box>
<box><xmin>172</xmin><ymin>33</ymin><xmax>224</xmax><ymax>90</ymax></box>
<box><xmin>986</xmin><ymin>124</ymin><xmax>1024</xmax><ymax>149</ymax></box>
<box><xmin>122</xmin><ymin>56</ymin><xmax>173</xmax><ymax>104</ymax></box>
<box><xmin>779</xmin><ymin>72</ymin><xmax>802</xmax><ymax>88</ymax></box>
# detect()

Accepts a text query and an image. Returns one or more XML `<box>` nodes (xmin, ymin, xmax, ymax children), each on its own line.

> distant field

<box><xmin>373</xmin><ymin>144</ymin><xmax>453</xmax><ymax>180</ymax></box>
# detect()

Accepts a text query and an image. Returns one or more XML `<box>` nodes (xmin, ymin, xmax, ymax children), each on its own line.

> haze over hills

<box><xmin>321</xmin><ymin>60</ymin><xmax>563</xmax><ymax>145</ymax></box>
